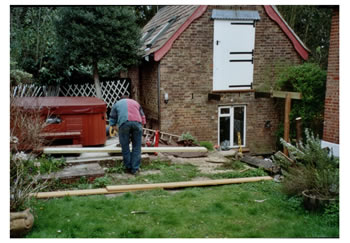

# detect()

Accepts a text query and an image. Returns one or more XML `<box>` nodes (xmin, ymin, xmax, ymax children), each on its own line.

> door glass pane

<box><xmin>220</xmin><ymin>117</ymin><xmax>230</xmax><ymax>147</ymax></box>
<box><xmin>233</xmin><ymin>107</ymin><xmax>245</xmax><ymax>146</ymax></box>
<box><xmin>220</xmin><ymin>108</ymin><xmax>230</xmax><ymax>115</ymax></box>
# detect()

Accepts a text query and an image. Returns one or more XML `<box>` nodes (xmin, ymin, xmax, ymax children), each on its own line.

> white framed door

<box><xmin>213</xmin><ymin>20</ymin><xmax>256</xmax><ymax>91</ymax></box>
<box><xmin>218</xmin><ymin>106</ymin><xmax>246</xmax><ymax>148</ymax></box>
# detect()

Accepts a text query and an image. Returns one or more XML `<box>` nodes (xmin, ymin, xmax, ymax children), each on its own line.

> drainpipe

<box><xmin>157</xmin><ymin>62</ymin><xmax>161</xmax><ymax>128</ymax></box>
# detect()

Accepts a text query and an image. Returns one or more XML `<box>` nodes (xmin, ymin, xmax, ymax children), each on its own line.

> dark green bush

<box><xmin>199</xmin><ymin>141</ymin><xmax>214</xmax><ymax>151</ymax></box>
<box><xmin>276</xmin><ymin>63</ymin><xmax>327</xmax><ymax>141</ymax></box>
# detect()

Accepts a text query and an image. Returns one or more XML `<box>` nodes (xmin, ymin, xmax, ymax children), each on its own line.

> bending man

<box><xmin>109</xmin><ymin>95</ymin><xmax>146</xmax><ymax>175</ymax></box>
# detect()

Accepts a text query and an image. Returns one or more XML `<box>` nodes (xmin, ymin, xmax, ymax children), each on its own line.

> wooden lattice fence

<box><xmin>11</xmin><ymin>84</ymin><xmax>60</xmax><ymax>97</ymax></box>
<box><xmin>11</xmin><ymin>79</ymin><xmax>131</xmax><ymax>109</ymax></box>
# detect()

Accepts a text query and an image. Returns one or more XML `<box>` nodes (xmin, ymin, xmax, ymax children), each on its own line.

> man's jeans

<box><xmin>118</xmin><ymin>121</ymin><xmax>143</xmax><ymax>173</ymax></box>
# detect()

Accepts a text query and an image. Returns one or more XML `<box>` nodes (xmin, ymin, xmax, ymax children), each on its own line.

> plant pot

<box><xmin>302</xmin><ymin>190</ymin><xmax>337</xmax><ymax>211</ymax></box>
<box><xmin>10</xmin><ymin>208</ymin><xmax>34</xmax><ymax>238</ymax></box>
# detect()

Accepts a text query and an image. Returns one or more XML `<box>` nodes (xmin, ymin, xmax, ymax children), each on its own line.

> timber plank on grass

<box><xmin>32</xmin><ymin>176</ymin><xmax>273</xmax><ymax>199</ymax></box>
<box><xmin>44</xmin><ymin>146</ymin><xmax>208</xmax><ymax>154</ymax></box>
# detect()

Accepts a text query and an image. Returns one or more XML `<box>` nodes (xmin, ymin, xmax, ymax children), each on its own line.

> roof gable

<box><xmin>141</xmin><ymin>5</ymin><xmax>200</xmax><ymax>60</ymax></box>
<box><xmin>264</xmin><ymin>5</ymin><xmax>309</xmax><ymax>60</ymax></box>
<box><xmin>141</xmin><ymin>5</ymin><xmax>309</xmax><ymax>61</ymax></box>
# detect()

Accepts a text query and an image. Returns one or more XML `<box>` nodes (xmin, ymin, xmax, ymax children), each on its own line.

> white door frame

<box><xmin>218</xmin><ymin>105</ymin><xmax>246</xmax><ymax>148</ymax></box>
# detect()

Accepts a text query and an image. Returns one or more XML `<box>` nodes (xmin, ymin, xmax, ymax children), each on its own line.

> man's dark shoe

<box><xmin>124</xmin><ymin>168</ymin><xmax>133</xmax><ymax>174</ymax></box>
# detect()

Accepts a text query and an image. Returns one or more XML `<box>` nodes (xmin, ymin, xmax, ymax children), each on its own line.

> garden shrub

<box><xmin>276</xmin><ymin>62</ymin><xmax>327</xmax><ymax>143</ymax></box>
<box><xmin>199</xmin><ymin>141</ymin><xmax>214</xmax><ymax>151</ymax></box>
<box><xmin>273</xmin><ymin>129</ymin><xmax>339</xmax><ymax>198</ymax></box>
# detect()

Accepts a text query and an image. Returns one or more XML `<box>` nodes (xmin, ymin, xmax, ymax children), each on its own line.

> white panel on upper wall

<box><xmin>213</xmin><ymin>19</ymin><xmax>256</xmax><ymax>91</ymax></box>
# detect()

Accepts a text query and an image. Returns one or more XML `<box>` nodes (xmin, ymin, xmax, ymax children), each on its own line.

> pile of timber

<box><xmin>32</xmin><ymin>176</ymin><xmax>273</xmax><ymax>199</ymax></box>
<box><xmin>240</xmin><ymin>155</ymin><xmax>280</xmax><ymax>174</ymax></box>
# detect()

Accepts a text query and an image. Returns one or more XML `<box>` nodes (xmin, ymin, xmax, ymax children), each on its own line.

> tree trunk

<box><xmin>93</xmin><ymin>62</ymin><xmax>102</xmax><ymax>99</ymax></box>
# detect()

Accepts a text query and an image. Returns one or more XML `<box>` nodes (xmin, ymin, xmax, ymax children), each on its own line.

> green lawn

<box><xmin>26</xmin><ymin>180</ymin><xmax>339</xmax><ymax>238</ymax></box>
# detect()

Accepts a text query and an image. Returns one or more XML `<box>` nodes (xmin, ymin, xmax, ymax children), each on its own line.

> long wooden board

<box><xmin>272</xmin><ymin>91</ymin><xmax>302</xmax><ymax>100</ymax></box>
<box><xmin>44</xmin><ymin>146</ymin><xmax>208</xmax><ymax>154</ymax></box>
<box><xmin>32</xmin><ymin>188</ymin><xmax>111</xmax><ymax>199</ymax></box>
<box><xmin>32</xmin><ymin>176</ymin><xmax>273</xmax><ymax>199</ymax></box>
<box><xmin>106</xmin><ymin>176</ymin><xmax>272</xmax><ymax>192</ymax></box>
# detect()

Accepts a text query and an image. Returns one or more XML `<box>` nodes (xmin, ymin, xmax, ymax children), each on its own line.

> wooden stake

<box><xmin>296</xmin><ymin>117</ymin><xmax>302</xmax><ymax>144</ymax></box>
<box><xmin>283</xmin><ymin>93</ymin><xmax>292</xmax><ymax>155</ymax></box>
<box><xmin>44</xmin><ymin>146</ymin><xmax>208</xmax><ymax>154</ymax></box>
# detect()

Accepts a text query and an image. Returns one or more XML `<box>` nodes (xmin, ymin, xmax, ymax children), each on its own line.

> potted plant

<box><xmin>272</xmin><ymin>129</ymin><xmax>339</xmax><ymax>211</ymax></box>
<box><xmin>177</xmin><ymin>132</ymin><xmax>199</xmax><ymax>147</ymax></box>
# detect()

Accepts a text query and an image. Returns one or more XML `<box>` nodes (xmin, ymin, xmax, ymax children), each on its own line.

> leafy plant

<box><xmin>199</xmin><ymin>141</ymin><xmax>214</xmax><ymax>151</ymax></box>
<box><xmin>28</xmin><ymin>154</ymin><xmax>66</xmax><ymax>175</ymax></box>
<box><xmin>178</xmin><ymin>132</ymin><xmax>199</xmax><ymax>146</ymax></box>
<box><xmin>272</xmin><ymin>129</ymin><xmax>339</xmax><ymax>198</ymax></box>
<box><xmin>322</xmin><ymin>201</ymin><xmax>339</xmax><ymax>226</ymax></box>
<box><xmin>93</xmin><ymin>176</ymin><xmax>112</xmax><ymax>188</ymax></box>
<box><xmin>276</xmin><ymin>63</ymin><xmax>327</xmax><ymax>140</ymax></box>
<box><xmin>10</xmin><ymin>62</ymin><xmax>33</xmax><ymax>86</ymax></box>
<box><xmin>10</xmin><ymin>153</ymin><xmax>52</xmax><ymax>212</ymax></box>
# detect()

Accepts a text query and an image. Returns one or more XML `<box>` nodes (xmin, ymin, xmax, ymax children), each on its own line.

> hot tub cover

<box><xmin>14</xmin><ymin>97</ymin><xmax>107</xmax><ymax>114</ymax></box>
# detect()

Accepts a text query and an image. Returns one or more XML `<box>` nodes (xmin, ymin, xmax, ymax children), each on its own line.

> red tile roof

<box><xmin>142</xmin><ymin>5</ymin><xmax>309</xmax><ymax>61</ymax></box>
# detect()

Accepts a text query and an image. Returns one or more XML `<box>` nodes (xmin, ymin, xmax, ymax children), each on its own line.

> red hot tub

<box><xmin>14</xmin><ymin>97</ymin><xmax>107</xmax><ymax>147</ymax></box>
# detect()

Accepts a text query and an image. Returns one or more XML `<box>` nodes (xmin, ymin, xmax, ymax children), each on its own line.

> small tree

<box><xmin>276</xmin><ymin>63</ymin><xmax>327</xmax><ymax>139</ymax></box>
<box><xmin>55</xmin><ymin>6</ymin><xmax>141</xmax><ymax>97</ymax></box>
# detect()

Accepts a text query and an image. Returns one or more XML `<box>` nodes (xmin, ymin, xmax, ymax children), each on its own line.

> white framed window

<box><xmin>218</xmin><ymin>105</ymin><xmax>246</xmax><ymax>148</ymax></box>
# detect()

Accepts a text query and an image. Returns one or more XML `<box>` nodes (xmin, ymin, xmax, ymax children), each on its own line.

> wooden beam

<box><xmin>272</xmin><ymin>91</ymin><xmax>302</xmax><ymax>100</ymax></box>
<box><xmin>44</xmin><ymin>146</ymin><xmax>208</xmax><ymax>154</ymax></box>
<box><xmin>283</xmin><ymin>93</ymin><xmax>292</xmax><ymax>155</ymax></box>
<box><xmin>31</xmin><ymin>176</ymin><xmax>273</xmax><ymax>198</ymax></box>
<box><xmin>32</xmin><ymin>188</ymin><xmax>113</xmax><ymax>199</ymax></box>
<box><xmin>106</xmin><ymin>176</ymin><xmax>273</xmax><ymax>192</ymax></box>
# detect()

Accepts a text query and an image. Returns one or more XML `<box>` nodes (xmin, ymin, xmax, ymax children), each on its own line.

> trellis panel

<box><xmin>11</xmin><ymin>80</ymin><xmax>130</xmax><ymax>109</ymax></box>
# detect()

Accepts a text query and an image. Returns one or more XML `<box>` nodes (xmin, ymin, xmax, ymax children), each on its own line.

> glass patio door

<box><xmin>218</xmin><ymin>106</ymin><xmax>246</xmax><ymax>148</ymax></box>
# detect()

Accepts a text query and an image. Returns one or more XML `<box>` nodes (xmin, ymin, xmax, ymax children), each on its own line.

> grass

<box><xmin>26</xmin><ymin>181</ymin><xmax>338</xmax><ymax>238</ymax></box>
<box><xmin>24</xmin><ymin>158</ymin><xmax>339</xmax><ymax>238</ymax></box>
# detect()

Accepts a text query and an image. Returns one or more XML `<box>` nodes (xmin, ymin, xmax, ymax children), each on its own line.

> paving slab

<box><xmin>40</xmin><ymin>163</ymin><xmax>105</xmax><ymax>181</ymax></box>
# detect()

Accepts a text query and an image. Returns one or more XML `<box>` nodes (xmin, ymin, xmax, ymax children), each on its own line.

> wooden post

<box><xmin>296</xmin><ymin>117</ymin><xmax>302</xmax><ymax>145</ymax></box>
<box><xmin>272</xmin><ymin>90</ymin><xmax>302</xmax><ymax>155</ymax></box>
<box><xmin>283</xmin><ymin>93</ymin><xmax>292</xmax><ymax>155</ymax></box>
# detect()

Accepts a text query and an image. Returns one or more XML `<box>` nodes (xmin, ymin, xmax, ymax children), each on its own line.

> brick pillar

<box><xmin>127</xmin><ymin>66</ymin><xmax>140</xmax><ymax>102</ymax></box>
<box><xmin>323</xmin><ymin>8</ymin><xmax>339</xmax><ymax>144</ymax></box>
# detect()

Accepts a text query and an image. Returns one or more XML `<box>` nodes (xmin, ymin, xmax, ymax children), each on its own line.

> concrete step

<box><xmin>65</xmin><ymin>154</ymin><xmax>150</xmax><ymax>165</ymax></box>
<box><xmin>39</xmin><ymin>163</ymin><xmax>105</xmax><ymax>182</ymax></box>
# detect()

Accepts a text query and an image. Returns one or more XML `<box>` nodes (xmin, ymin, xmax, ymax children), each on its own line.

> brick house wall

<box><xmin>322</xmin><ymin>8</ymin><xmax>339</xmax><ymax>144</ymax></box>
<box><xmin>139</xmin><ymin>61</ymin><xmax>160</xmax><ymax>129</ymax></box>
<box><xmin>137</xmin><ymin>5</ymin><xmax>303</xmax><ymax>153</ymax></box>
